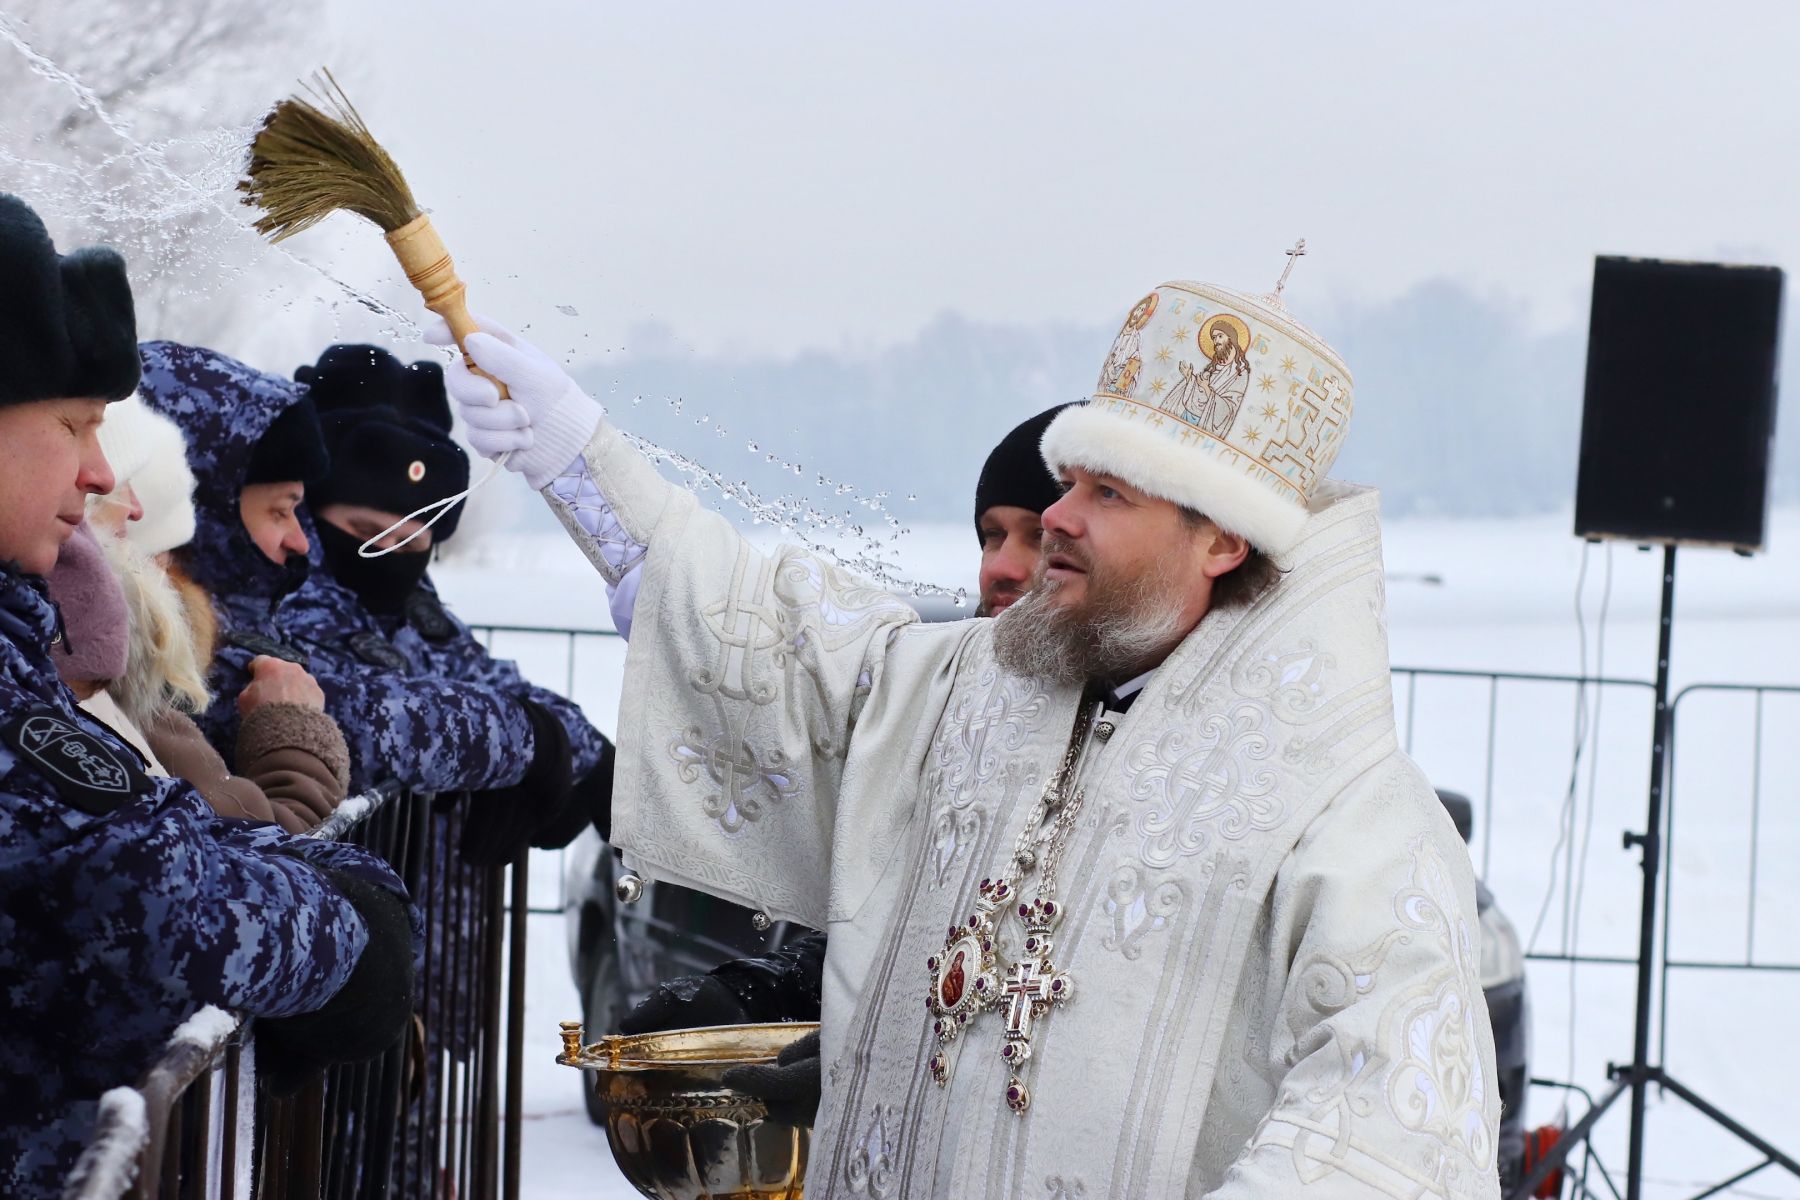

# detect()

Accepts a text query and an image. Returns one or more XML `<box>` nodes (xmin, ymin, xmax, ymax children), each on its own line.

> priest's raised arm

<box><xmin>424</xmin><ymin>316</ymin><xmax>940</xmax><ymax>930</ymax></box>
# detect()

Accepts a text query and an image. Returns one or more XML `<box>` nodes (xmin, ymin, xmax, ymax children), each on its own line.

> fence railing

<box><xmin>1661</xmin><ymin>681</ymin><xmax>1800</xmax><ymax>1067</ymax></box>
<box><xmin>467</xmin><ymin>625</ymin><xmax>624</xmax><ymax>920</ymax></box>
<box><xmin>65</xmin><ymin>783</ymin><xmax>528</xmax><ymax>1200</ymax></box>
<box><xmin>1391</xmin><ymin>664</ymin><xmax>1800</xmax><ymax>1199</ymax></box>
<box><xmin>1391</xmin><ymin>665</ymin><xmax>1659</xmax><ymax>966</ymax></box>
<box><xmin>461</xmin><ymin>629</ymin><xmax>1790</xmax><ymax>991</ymax></box>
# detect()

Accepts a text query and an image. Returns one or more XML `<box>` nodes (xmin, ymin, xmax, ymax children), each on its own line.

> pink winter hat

<box><xmin>46</xmin><ymin>521</ymin><xmax>129</xmax><ymax>685</ymax></box>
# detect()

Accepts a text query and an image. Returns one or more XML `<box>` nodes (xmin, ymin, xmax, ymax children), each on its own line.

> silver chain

<box><xmin>1038</xmin><ymin>782</ymin><xmax>1086</xmax><ymax>900</ymax></box>
<box><xmin>997</xmin><ymin>697</ymin><xmax>1099</xmax><ymax>902</ymax></box>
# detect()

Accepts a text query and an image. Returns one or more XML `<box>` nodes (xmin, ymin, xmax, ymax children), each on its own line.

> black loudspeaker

<box><xmin>1575</xmin><ymin>256</ymin><xmax>1784</xmax><ymax>552</ymax></box>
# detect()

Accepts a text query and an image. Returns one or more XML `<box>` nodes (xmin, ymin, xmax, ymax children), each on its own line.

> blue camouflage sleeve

<box><xmin>0</xmin><ymin>764</ymin><xmax>395</xmax><ymax>1022</ymax></box>
<box><xmin>430</xmin><ymin>616</ymin><xmax>610</xmax><ymax>779</ymax></box>
<box><xmin>309</xmin><ymin>655</ymin><xmax>541</xmax><ymax>795</ymax></box>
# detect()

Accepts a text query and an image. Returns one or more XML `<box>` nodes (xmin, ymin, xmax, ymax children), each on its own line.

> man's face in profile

<box><xmin>976</xmin><ymin>505</ymin><xmax>1042</xmax><ymax>617</ymax></box>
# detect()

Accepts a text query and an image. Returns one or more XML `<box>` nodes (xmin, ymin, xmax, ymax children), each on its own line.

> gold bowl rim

<box><xmin>560</xmin><ymin>1021</ymin><xmax>819</xmax><ymax>1073</ymax></box>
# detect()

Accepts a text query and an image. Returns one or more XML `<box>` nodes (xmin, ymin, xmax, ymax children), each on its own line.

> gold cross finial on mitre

<box><xmin>1270</xmin><ymin>238</ymin><xmax>1307</xmax><ymax>303</ymax></box>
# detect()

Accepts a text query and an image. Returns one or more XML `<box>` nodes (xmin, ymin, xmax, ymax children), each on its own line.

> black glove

<box><xmin>709</xmin><ymin>930</ymin><xmax>825</xmax><ymax>1023</ymax></box>
<box><xmin>723</xmin><ymin>1029</ymin><xmax>821</xmax><ymax>1127</ymax></box>
<box><xmin>619</xmin><ymin>931</ymin><xmax>827</xmax><ymax>1035</ymax></box>
<box><xmin>530</xmin><ymin>737</ymin><xmax>615</xmax><ymax>851</ymax></box>
<box><xmin>619</xmin><ymin>973</ymin><xmax>750</xmax><ymax>1034</ymax></box>
<box><xmin>255</xmin><ymin>869</ymin><xmax>417</xmax><ymax>1098</ymax></box>
<box><xmin>459</xmin><ymin>697</ymin><xmax>572</xmax><ymax>867</ymax></box>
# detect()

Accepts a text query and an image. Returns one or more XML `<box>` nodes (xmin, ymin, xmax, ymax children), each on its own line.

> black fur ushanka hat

<box><xmin>0</xmin><ymin>194</ymin><xmax>139</xmax><ymax>407</ymax></box>
<box><xmin>298</xmin><ymin>344</ymin><xmax>471</xmax><ymax>541</ymax></box>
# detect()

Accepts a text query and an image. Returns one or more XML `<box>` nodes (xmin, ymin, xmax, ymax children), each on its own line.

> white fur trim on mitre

<box><xmin>1040</xmin><ymin>402</ymin><xmax>1309</xmax><ymax>555</ymax></box>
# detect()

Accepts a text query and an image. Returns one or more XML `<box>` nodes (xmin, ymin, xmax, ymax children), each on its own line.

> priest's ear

<box><xmin>1200</xmin><ymin>530</ymin><xmax>1251</xmax><ymax>580</ymax></box>
<box><xmin>1181</xmin><ymin>509</ymin><xmax>1251</xmax><ymax>580</ymax></box>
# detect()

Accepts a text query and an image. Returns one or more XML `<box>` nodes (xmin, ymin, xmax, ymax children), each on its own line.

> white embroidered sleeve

<box><xmin>1201</xmin><ymin>759</ymin><xmax>1502</xmax><ymax>1199</ymax></box>
<box><xmin>536</xmin><ymin>419</ymin><xmax>927</xmax><ymax>926</ymax></box>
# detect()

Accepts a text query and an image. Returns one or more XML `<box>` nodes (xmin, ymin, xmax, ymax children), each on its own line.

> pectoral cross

<box><xmin>1002</xmin><ymin>957</ymin><xmax>1063</xmax><ymax>1037</ymax></box>
<box><xmin>1272</xmin><ymin>238</ymin><xmax>1307</xmax><ymax>301</ymax></box>
<box><xmin>996</xmin><ymin>896</ymin><xmax>1074</xmax><ymax>1114</ymax></box>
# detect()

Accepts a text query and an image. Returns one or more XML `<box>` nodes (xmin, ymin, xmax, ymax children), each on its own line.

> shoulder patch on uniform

<box><xmin>3</xmin><ymin>706</ymin><xmax>151</xmax><ymax>816</ymax></box>
<box><xmin>349</xmin><ymin>631</ymin><xmax>409</xmax><ymax>670</ymax></box>
<box><xmin>224</xmin><ymin>629</ymin><xmax>310</xmax><ymax>668</ymax></box>
<box><xmin>404</xmin><ymin>590</ymin><xmax>457</xmax><ymax>642</ymax></box>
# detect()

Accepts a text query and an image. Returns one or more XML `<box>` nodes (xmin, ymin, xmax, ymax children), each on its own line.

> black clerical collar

<box><xmin>1102</xmin><ymin>669</ymin><xmax>1156</xmax><ymax>715</ymax></box>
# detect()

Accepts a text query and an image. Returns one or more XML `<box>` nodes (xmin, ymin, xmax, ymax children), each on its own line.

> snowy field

<box><xmin>435</xmin><ymin>504</ymin><xmax>1800</xmax><ymax>1199</ymax></box>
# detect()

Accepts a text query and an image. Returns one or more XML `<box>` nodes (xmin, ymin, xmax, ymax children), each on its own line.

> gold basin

<box><xmin>558</xmin><ymin>1020</ymin><xmax>814</xmax><ymax>1200</ymax></box>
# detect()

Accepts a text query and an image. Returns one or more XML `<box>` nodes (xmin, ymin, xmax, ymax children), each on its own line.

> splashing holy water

<box><xmin>0</xmin><ymin>17</ymin><xmax>968</xmax><ymax>607</ymax></box>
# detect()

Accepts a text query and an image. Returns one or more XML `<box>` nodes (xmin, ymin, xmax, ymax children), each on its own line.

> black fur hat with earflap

<box><xmin>0</xmin><ymin>193</ymin><xmax>140</xmax><ymax>407</ymax></box>
<box><xmin>299</xmin><ymin>344</ymin><xmax>471</xmax><ymax>542</ymax></box>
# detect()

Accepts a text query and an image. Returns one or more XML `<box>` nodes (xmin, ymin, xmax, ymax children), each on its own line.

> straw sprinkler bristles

<box><xmin>239</xmin><ymin>69</ymin><xmax>421</xmax><ymax>241</ymax></box>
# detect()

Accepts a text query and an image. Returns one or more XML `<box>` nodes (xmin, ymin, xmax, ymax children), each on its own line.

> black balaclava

<box><xmin>275</xmin><ymin>548</ymin><xmax>314</xmax><ymax>604</ymax></box>
<box><xmin>313</xmin><ymin>520</ymin><xmax>432</xmax><ymax>614</ymax></box>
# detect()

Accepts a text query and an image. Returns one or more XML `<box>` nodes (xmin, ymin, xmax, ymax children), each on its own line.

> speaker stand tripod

<box><xmin>1511</xmin><ymin>545</ymin><xmax>1799</xmax><ymax>1200</ymax></box>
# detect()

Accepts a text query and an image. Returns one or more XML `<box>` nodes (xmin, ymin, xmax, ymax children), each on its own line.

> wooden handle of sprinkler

<box><xmin>385</xmin><ymin>214</ymin><xmax>511</xmax><ymax>400</ymax></box>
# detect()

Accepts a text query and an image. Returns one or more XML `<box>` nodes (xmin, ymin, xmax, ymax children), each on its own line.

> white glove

<box><xmin>422</xmin><ymin>315</ymin><xmax>604</xmax><ymax>490</ymax></box>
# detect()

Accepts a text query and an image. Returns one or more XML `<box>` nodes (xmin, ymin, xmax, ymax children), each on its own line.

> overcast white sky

<box><xmin>303</xmin><ymin>0</ymin><xmax>1800</xmax><ymax>360</ymax></box>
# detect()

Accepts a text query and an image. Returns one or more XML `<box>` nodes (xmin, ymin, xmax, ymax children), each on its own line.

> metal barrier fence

<box><xmin>64</xmin><ymin>784</ymin><xmax>529</xmax><ymax>1200</ymax></box>
<box><xmin>467</xmin><ymin>624</ymin><xmax>624</xmax><ymax>920</ymax></box>
<box><xmin>466</xmin><ymin>630</ymin><xmax>1793</xmax><ymax>1022</ymax></box>
<box><xmin>1393</xmin><ymin>666</ymin><xmax>1800</xmax><ymax>1197</ymax></box>
<box><xmin>454</xmin><ymin>632</ymin><xmax>1800</xmax><ymax>1196</ymax></box>
<box><xmin>1661</xmin><ymin>682</ymin><xmax>1800</xmax><ymax>1062</ymax></box>
<box><xmin>1391</xmin><ymin>665</ymin><xmax>1659</xmax><ymax>968</ymax></box>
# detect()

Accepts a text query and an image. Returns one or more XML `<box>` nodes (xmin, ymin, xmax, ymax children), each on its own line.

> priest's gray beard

<box><xmin>991</xmin><ymin>536</ymin><xmax>1190</xmax><ymax>687</ymax></box>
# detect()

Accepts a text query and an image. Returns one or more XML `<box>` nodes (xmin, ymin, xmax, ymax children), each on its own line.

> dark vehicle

<box><xmin>564</xmin><ymin>829</ymin><xmax>805</xmax><ymax>1123</ymax></box>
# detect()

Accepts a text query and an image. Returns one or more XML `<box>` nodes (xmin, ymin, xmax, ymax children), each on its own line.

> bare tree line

<box><xmin>1</xmin><ymin>0</ymin><xmax>332</xmax><ymax>348</ymax></box>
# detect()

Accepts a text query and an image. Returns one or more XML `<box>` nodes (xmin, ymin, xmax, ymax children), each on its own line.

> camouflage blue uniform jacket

<box><xmin>138</xmin><ymin>341</ymin><xmax>322</xmax><ymax>758</ymax></box>
<box><xmin>0</xmin><ymin>564</ymin><xmax>410</xmax><ymax>1196</ymax></box>
<box><xmin>277</xmin><ymin>572</ymin><xmax>609</xmax><ymax>794</ymax></box>
<box><xmin>137</xmin><ymin>342</ymin><xmax>566</xmax><ymax>795</ymax></box>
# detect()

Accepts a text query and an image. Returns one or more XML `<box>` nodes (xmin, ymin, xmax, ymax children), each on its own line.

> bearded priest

<box><xmin>427</xmin><ymin>275</ymin><xmax>1501</xmax><ymax>1199</ymax></box>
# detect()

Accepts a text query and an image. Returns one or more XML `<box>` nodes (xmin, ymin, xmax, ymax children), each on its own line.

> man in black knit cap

<box><xmin>616</xmin><ymin>404</ymin><xmax>1074</xmax><ymax>1124</ymax></box>
<box><xmin>972</xmin><ymin>403</ymin><xmax>1074</xmax><ymax>617</ymax></box>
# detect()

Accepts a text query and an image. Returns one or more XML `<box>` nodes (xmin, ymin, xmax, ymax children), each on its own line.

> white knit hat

<box><xmin>97</xmin><ymin>392</ymin><xmax>199</xmax><ymax>556</ymax></box>
<box><xmin>1041</xmin><ymin>280</ymin><xmax>1353</xmax><ymax>555</ymax></box>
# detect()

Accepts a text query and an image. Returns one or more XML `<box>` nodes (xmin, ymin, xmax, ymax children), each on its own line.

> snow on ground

<box><xmin>512</xmin><ymin>907</ymin><xmax>634</xmax><ymax>1199</ymax></box>
<box><xmin>441</xmin><ymin>506</ymin><xmax>1800</xmax><ymax>1199</ymax></box>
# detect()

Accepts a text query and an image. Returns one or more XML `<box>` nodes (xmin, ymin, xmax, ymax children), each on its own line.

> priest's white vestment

<box><xmin>549</xmin><ymin>420</ymin><xmax>1502</xmax><ymax>1199</ymax></box>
